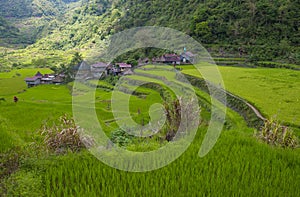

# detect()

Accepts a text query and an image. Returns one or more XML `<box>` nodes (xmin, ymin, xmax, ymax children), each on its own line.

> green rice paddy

<box><xmin>0</xmin><ymin>66</ymin><xmax>299</xmax><ymax>196</ymax></box>
<box><xmin>181</xmin><ymin>65</ymin><xmax>300</xmax><ymax>125</ymax></box>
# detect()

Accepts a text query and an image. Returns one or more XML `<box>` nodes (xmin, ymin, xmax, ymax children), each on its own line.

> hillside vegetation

<box><xmin>1</xmin><ymin>1</ymin><xmax>300</xmax><ymax>196</ymax></box>
<box><xmin>0</xmin><ymin>17</ymin><xmax>20</xmax><ymax>45</ymax></box>
<box><xmin>0</xmin><ymin>0</ymin><xmax>81</xmax><ymax>46</ymax></box>
<box><xmin>0</xmin><ymin>0</ymin><xmax>299</xmax><ymax>67</ymax></box>
<box><xmin>115</xmin><ymin>0</ymin><xmax>299</xmax><ymax>62</ymax></box>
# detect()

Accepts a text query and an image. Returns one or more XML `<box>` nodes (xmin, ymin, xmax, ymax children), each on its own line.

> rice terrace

<box><xmin>0</xmin><ymin>0</ymin><xmax>300</xmax><ymax>196</ymax></box>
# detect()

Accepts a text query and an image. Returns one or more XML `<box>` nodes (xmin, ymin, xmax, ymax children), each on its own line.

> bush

<box><xmin>0</xmin><ymin>147</ymin><xmax>24</xmax><ymax>179</ymax></box>
<box><xmin>104</xmin><ymin>75</ymin><xmax>120</xmax><ymax>86</ymax></box>
<box><xmin>110</xmin><ymin>128</ymin><xmax>133</xmax><ymax>147</ymax></box>
<box><xmin>256</xmin><ymin>118</ymin><xmax>299</xmax><ymax>148</ymax></box>
<box><xmin>39</xmin><ymin>114</ymin><xmax>94</xmax><ymax>154</ymax></box>
<box><xmin>2</xmin><ymin>170</ymin><xmax>44</xmax><ymax>197</ymax></box>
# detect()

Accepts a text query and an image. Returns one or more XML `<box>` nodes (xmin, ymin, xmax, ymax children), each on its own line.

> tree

<box><xmin>194</xmin><ymin>21</ymin><xmax>212</xmax><ymax>43</ymax></box>
<box><xmin>50</xmin><ymin>66</ymin><xmax>58</xmax><ymax>73</ymax></box>
<box><xmin>65</xmin><ymin>52</ymin><xmax>83</xmax><ymax>82</ymax></box>
<box><xmin>70</xmin><ymin>52</ymin><xmax>83</xmax><ymax>67</ymax></box>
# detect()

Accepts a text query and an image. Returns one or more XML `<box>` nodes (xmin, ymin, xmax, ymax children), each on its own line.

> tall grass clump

<box><xmin>163</xmin><ymin>99</ymin><xmax>181</xmax><ymax>141</ymax></box>
<box><xmin>256</xmin><ymin>118</ymin><xmax>299</xmax><ymax>148</ymax></box>
<box><xmin>39</xmin><ymin>114</ymin><xmax>94</xmax><ymax>154</ymax></box>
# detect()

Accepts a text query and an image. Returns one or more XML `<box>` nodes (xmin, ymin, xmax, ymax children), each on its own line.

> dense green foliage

<box><xmin>116</xmin><ymin>0</ymin><xmax>300</xmax><ymax>63</ymax></box>
<box><xmin>0</xmin><ymin>0</ymin><xmax>80</xmax><ymax>46</ymax></box>
<box><xmin>0</xmin><ymin>17</ymin><xmax>19</xmax><ymax>43</ymax></box>
<box><xmin>0</xmin><ymin>0</ymin><xmax>299</xmax><ymax>65</ymax></box>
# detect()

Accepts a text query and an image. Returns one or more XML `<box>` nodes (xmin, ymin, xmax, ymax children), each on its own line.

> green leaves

<box><xmin>257</xmin><ymin>118</ymin><xmax>299</xmax><ymax>148</ymax></box>
<box><xmin>110</xmin><ymin>128</ymin><xmax>133</xmax><ymax>147</ymax></box>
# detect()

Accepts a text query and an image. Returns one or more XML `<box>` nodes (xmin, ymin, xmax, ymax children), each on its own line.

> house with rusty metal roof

<box><xmin>91</xmin><ymin>62</ymin><xmax>108</xmax><ymax>79</ymax></box>
<box><xmin>24</xmin><ymin>71</ymin><xmax>43</xmax><ymax>87</ymax></box>
<box><xmin>152</xmin><ymin>54</ymin><xmax>181</xmax><ymax>65</ymax></box>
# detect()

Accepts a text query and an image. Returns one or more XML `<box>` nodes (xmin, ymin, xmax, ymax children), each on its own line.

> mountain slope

<box><xmin>31</xmin><ymin>0</ymin><xmax>300</xmax><ymax>63</ymax></box>
<box><xmin>29</xmin><ymin>0</ymin><xmax>116</xmax><ymax>50</ymax></box>
<box><xmin>0</xmin><ymin>17</ymin><xmax>19</xmax><ymax>40</ymax></box>
<box><xmin>114</xmin><ymin>0</ymin><xmax>299</xmax><ymax>62</ymax></box>
<box><xmin>0</xmin><ymin>0</ymin><xmax>81</xmax><ymax>47</ymax></box>
<box><xmin>0</xmin><ymin>0</ymin><xmax>299</xmax><ymax>66</ymax></box>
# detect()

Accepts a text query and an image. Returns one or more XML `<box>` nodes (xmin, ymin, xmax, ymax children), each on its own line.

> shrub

<box><xmin>163</xmin><ymin>97</ymin><xmax>200</xmax><ymax>141</ymax></box>
<box><xmin>0</xmin><ymin>147</ymin><xmax>24</xmax><ymax>179</ymax></box>
<box><xmin>110</xmin><ymin>128</ymin><xmax>133</xmax><ymax>147</ymax></box>
<box><xmin>2</xmin><ymin>170</ymin><xmax>44</xmax><ymax>197</ymax></box>
<box><xmin>163</xmin><ymin>99</ymin><xmax>181</xmax><ymax>141</ymax></box>
<box><xmin>256</xmin><ymin>118</ymin><xmax>299</xmax><ymax>148</ymax></box>
<box><xmin>104</xmin><ymin>75</ymin><xmax>120</xmax><ymax>86</ymax></box>
<box><xmin>39</xmin><ymin>114</ymin><xmax>94</xmax><ymax>154</ymax></box>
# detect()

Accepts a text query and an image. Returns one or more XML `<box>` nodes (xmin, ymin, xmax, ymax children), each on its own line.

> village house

<box><xmin>25</xmin><ymin>76</ymin><xmax>41</xmax><ymax>88</ymax></box>
<box><xmin>138</xmin><ymin>58</ymin><xmax>150</xmax><ymax>66</ymax></box>
<box><xmin>25</xmin><ymin>71</ymin><xmax>43</xmax><ymax>87</ymax></box>
<box><xmin>180</xmin><ymin>51</ymin><xmax>196</xmax><ymax>64</ymax></box>
<box><xmin>90</xmin><ymin>62</ymin><xmax>108</xmax><ymax>79</ymax></box>
<box><xmin>152</xmin><ymin>54</ymin><xmax>181</xmax><ymax>65</ymax></box>
<box><xmin>117</xmin><ymin>63</ymin><xmax>132</xmax><ymax>72</ymax></box>
<box><xmin>52</xmin><ymin>76</ymin><xmax>64</xmax><ymax>85</ymax></box>
<box><xmin>25</xmin><ymin>71</ymin><xmax>64</xmax><ymax>87</ymax></box>
<box><xmin>108</xmin><ymin>63</ymin><xmax>133</xmax><ymax>76</ymax></box>
<box><xmin>74</xmin><ymin>61</ymin><xmax>91</xmax><ymax>80</ymax></box>
<box><xmin>41</xmin><ymin>74</ymin><xmax>55</xmax><ymax>84</ymax></box>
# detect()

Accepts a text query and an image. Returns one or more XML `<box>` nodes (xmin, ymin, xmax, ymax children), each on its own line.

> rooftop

<box><xmin>117</xmin><ymin>63</ymin><xmax>132</xmax><ymax>68</ymax></box>
<box><xmin>91</xmin><ymin>62</ymin><xmax>108</xmax><ymax>68</ymax></box>
<box><xmin>25</xmin><ymin>76</ymin><xmax>39</xmax><ymax>81</ymax></box>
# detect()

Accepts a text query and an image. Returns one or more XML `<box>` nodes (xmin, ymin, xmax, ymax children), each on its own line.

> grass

<box><xmin>88</xmin><ymin>80</ymin><xmax>114</xmax><ymax>89</ymax></box>
<box><xmin>0</xmin><ymin>67</ymin><xmax>299</xmax><ymax>196</ymax></box>
<box><xmin>13</xmin><ymin>126</ymin><xmax>300</xmax><ymax>196</ymax></box>
<box><xmin>181</xmin><ymin>64</ymin><xmax>300</xmax><ymax>125</ymax></box>
<box><xmin>0</xmin><ymin>68</ymin><xmax>52</xmax><ymax>96</ymax></box>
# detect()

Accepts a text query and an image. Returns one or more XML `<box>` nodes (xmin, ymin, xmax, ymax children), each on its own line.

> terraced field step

<box><xmin>213</xmin><ymin>58</ymin><xmax>250</xmax><ymax>67</ymax></box>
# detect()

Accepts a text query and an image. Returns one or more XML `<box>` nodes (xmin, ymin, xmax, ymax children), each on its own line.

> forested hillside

<box><xmin>0</xmin><ymin>0</ymin><xmax>299</xmax><ymax>65</ymax></box>
<box><xmin>0</xmin><ymin>17</ymin><xmax>19</xmax><ymax>41</ymax></box>
<box><xmin>29</xmin><ymin>0</ymin><xmax>115</xmax><ymax>51</ymax></box>
<box><xmin>0</xmin><ymin>0</ymin><xmax>81</xmax><ymax>46</ymax></box>
<box><xmin>115</xmin><ymin>0</ymin><xmax>300</xmax><ymax>62</ymax></box>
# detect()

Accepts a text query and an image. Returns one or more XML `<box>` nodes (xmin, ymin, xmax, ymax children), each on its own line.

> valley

<box><xmin>0</xmin><ymin>0</ymin><xmax>299</xmax><ymax>196</ymax></box>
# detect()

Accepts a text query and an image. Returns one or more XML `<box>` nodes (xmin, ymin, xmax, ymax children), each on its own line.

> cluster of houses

<box><xmin>74</xmin><ymin>61</ymin><xmax>134</xmax><ymax>80</ymax></box>
<box><xmin>25</xmin><ymin>50</ymin><xmax>196</xmax><ymax>87</ymax></box>
<box><xmin>25</xmin><ymin>72</ymin><xmax>65</xmax><ymax>88</ymax></box>
<box><xmin>24</xmin><ymin>62</ymin><xmax>134</xmax><ymax>87</ymax></box>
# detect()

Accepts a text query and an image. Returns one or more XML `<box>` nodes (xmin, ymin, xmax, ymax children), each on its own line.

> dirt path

<box><xmin>225</xmin><ymin>91</ymin><xmax>266</xmax><ymax>121</ymax></box>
